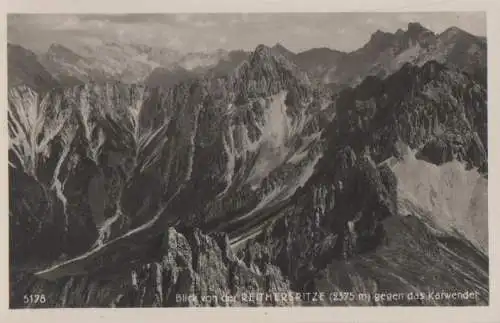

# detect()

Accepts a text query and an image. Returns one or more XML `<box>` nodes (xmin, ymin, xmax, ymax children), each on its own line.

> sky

<box><xmin>7</xmin><ymin>13</ymin><xmax>486</xmax><ymax>54</ymax></box>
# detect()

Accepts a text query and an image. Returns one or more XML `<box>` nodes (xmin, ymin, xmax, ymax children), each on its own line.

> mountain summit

<box><xmin>271</xmin><ymin>42</ymin><xmax>296</xmax><ymax>60</ymax></box>
<box><xmin>46</xmin><ymin>43</ymin><xmax>86</xmax><ymax>64</ymax></box>
<box><xmin>407</xmin><ymin>22</ymin><xmax>430</xmax><ymax>36</ymax></box>
<box><xmin>7</xmin><ymin>43</ymin><xmax>59</xmax><ymax>92</ymax></box>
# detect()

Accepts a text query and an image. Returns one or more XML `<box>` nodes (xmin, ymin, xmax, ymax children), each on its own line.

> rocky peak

<box><xmin>439</xmin><ymin>26</ymin><xmax>481</xmax><ymax>44</ymax></box>
<box><xmin>407</xmin><ymin>22</ymin><xmax>429</xmax><ymax>35</ymax></box>
<box><xmin>367</xmin><ymin>30</ymin><xmax>396</xmax><ymax>49</ymax></box>
<box><xmin>46</xmin><ymin>43</ymin><xmax>85</xmax><ymax>64</ymax></box>
<box><xmin>247</xmin><ymin>44</ymin><xmax>310</xmax><ymax>89</ymax></box>
<box><xmin>8</xmin><ymin>44</ymin><xmax>59</xmax><ymax>93</ymax></box>
<box><xmin>296</xmin><ymin>47</ymin><xmax>345</xmax><ymax>62</ymax></box>
<box><xmin>271</xmin><ymin>42</ymin><xmax>296</xmax><ymax>60</ymax></box>
<box><xmin>47</xmin><ymin>43</ymin><xmax>77</xmax><ymax>56</ymax></box>
<box><xmin>250</xmin><ymin>44</ymin><xmax>295</xmax><ymax>66</ymax></box>
<box><xmin>8</xmin><ymin>43</ymin><xmax>37</xmax><ymax>59</ymax></box>
<box><xmin>395</xmin><ymin>28</ymin><xmax>405</xmax><ymax>37</ymax></box>
<box><xmin>250</xmin><ymin>44</ymin><xmax>273</xmax><ymax>63</ymax></box>
<box><xmin>440</xmin><ymin>26</ymin><xmax>465</xmax><ymax>39</ymax></box>
<box><xmin>404</xmin><ymin>22</ymin><xmax>436</xmax><ymax>47</ymax></box>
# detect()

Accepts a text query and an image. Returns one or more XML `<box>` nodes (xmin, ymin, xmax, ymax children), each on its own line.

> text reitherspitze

<box><xmin>175</xmin><ymin>290</ymin><xmax>480</xmax><ymax>304</ymax></box>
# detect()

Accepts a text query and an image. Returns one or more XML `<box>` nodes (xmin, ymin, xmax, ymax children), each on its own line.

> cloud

<box><xmin>52</xmin><ymin>16</ymin><xmax>82</xmax><ymax>30</ymax></box>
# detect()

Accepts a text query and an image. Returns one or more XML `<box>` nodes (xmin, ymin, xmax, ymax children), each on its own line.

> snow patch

<box><xmin>246</xmin><ymin>92</ymin><xmax>295</xmax><ymax>185</ymax></box>
<box><xmin>390</xmin><ymin>151</ymin><xmax>488</xmax><ymax>253</ymax></box>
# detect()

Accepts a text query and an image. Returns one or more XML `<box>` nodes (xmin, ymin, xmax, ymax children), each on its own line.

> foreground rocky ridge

<box><xmin>11</xmin><ymin>150</ymin><xmax>488</xmax><ymax>307</ymax></box>
<box><xmin>12</xmin><ymin>227</ymin><xmax>296</xmax><ymax>307</ymax></box>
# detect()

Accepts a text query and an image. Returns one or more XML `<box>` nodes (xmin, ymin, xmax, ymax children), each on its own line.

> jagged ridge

<box><xmin>8</xmin><ymin>45</ymin><xmax>328</xmax><ymax>277</ymax></box>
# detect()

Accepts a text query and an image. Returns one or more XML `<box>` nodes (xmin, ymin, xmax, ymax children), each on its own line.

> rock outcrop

<box><xmin>11</xmin><ymin>227</ymin><xmax>295</xmax><ymax>308</ymax></box>
<box><xmin>330</xmin><ymin>60</ymin><xmax>487</xmax><ymax>172</ymax></box>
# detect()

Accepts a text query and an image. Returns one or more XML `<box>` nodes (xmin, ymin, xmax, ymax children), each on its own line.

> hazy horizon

<box><xmin>8</xmin><ymin>12</ymin><xmax>486</xmax><ymax>55</ymax></box>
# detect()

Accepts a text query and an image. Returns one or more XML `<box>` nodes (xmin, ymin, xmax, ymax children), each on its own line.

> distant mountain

<box><xmin>320</xmin><ymin>22</ymin><xmax>486</xmax><ymax>85</ymax></box>
<box><xmin>263</xmin><ymin>44</ymin><xmax>347</xmax><ymax>88</ymax></box>
<box><xmin>204</xmin><ymin>50</ymin><xmax>250</xmax><ymax>77</ymax></box>
<box><xmin>7</xmin><ymin>43</ymin><xmax>59</xmax><ymax>93</ymax></box>
<box><xmin>258</xmin><ymin>24</ymin><xmax>484</xmax><ymax>90</ymax></box>
<box><xmin>144</xmin><ymin>65</ymin><xmax>196</xmax><ymax>88</ymax></box>
<box><xmin>13</xmin><ymin>22</ymin><xmax>486</xmax><ymax>92</ymax></box>
<box><xmin>271</xmin><ymin>42</ymin><xmax>296</xmax><ymax>60</ymax></box>
<box><xmin>432</xmin><ymin>27</ymin><xmax>486</xmax><ymax>76</ymax></box>
<box><xmin>120</xmin><ymin>42</ymin><xmax>182</xmax><ymax>67</ymax></box>
<box><xmin>292</xmin><ymin>47</ymin><xmax>347</xmax><ymax>88</ymax></box>
<box><xmin>39</xmin><ymin>42</ymin><xmax>158</xmax><ymax>85</ymax></box>
<box><xmin>295</xmin><ymin>47</ymin><xmax>345</xmax><ymax>72</ymax></box>
<box><xmin>39</xmin><ymin>42</ymin><xmax>240</xmax><ymax>86</ymax></box>
<box><xmin>177</xmin><ymin>49</ymin><xmax>230</xmax><ymax>70</ymax></box>
<box><xmin>46</xmin><ymin>43</ymin><xmax>86</xmax><ymax>65</ymax></box>
<box><xmin>143</xmin><ymin>49</ymin><xmax>251</xmax><ymax>88</ymax></box>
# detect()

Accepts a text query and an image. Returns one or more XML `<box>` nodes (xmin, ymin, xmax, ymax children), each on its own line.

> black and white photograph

<box><xmin>6</xmin><ymin>11</ymin><xmax>489</xmax><ymax>309</ymax></box>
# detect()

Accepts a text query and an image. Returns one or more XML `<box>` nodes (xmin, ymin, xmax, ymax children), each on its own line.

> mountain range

<box><xmin>10</xmin><ymin>22</ymin><xmax>486</xmax><ymax>91</ymax></box>
<box><xmin>7</xmin><ymin>22</ymin><xmax>488</xmax><ymax>307</ymax></box>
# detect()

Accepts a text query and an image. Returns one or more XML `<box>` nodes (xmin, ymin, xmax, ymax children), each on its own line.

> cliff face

<box><xmin>9</xmin><ymin>45</ymin><xmax>328</xmax><ymax>274</ymax></box>
<box><xmin>329</xmin><ymin>60</ymin><xmax>487</xmax><ymax>172</ymax></box>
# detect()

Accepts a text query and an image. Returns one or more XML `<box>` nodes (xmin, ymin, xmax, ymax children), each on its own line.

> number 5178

<box><xmin>23</xmin><ymin>294</ymin><xmax>46</xmax><ymax>304</ymax></box>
